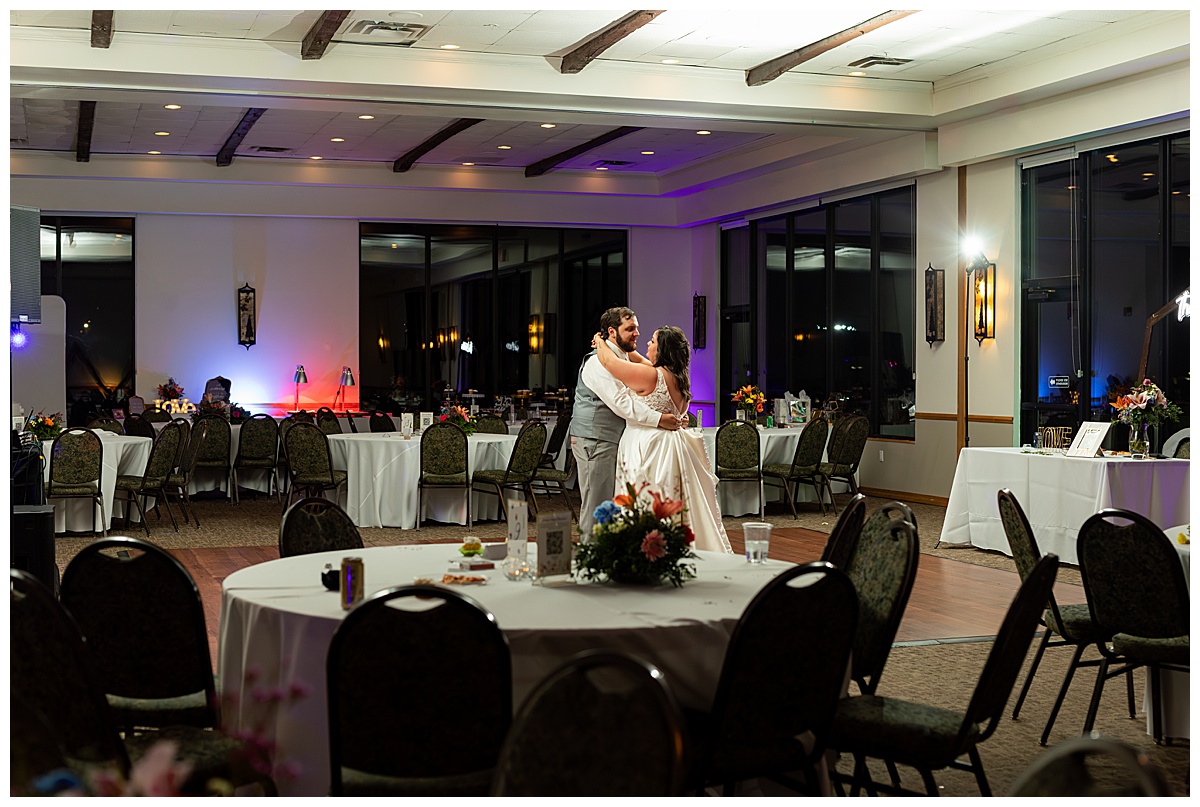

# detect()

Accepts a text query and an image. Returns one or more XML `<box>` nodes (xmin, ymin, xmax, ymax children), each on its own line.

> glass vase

<box><xmin>1129</xmin><ymin>423</ymin><xmax>1149</xmax><ymax>459</ymax></box>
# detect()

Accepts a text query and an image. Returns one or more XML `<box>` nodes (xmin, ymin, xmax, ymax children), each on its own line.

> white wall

<box><xmin>11</xmin><ymin>296</ymin><xmax>67</xmax><ymax>420</ymax></box>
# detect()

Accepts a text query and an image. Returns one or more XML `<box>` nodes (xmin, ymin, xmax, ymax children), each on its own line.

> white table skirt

<box><xmin>939</xmin><ymin>447</ymin><xmax>1190</xmax><ymax>565</ymax></box>
<box><xmin>42</xmin><ymin>433</ymin><xmax>152</xmax><ymax>533</ymax></box>
<box><xmin>153</xmin><ymin>421</ymin><xmax>274</xmax><ymax>496</ymax></box>
<box><xmin>218</xmin><ymin>544</ymin><xmax>791</xmax><ymax>796</ymax></box>
<box><xmin>1146</xmin><ymin>526</ymin><xmax>1190</xmax><ymax>740</ymax></box>
<box><xmin>327</xmin><ymin>433</ymin><xmax>518</xmax><ymax>529</ymax></box>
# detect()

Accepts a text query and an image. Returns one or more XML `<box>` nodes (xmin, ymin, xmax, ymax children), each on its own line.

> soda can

<box><xmin>340</xmin><ymin>556</ymin><xmax>364</xmax><ymax>611</ymax></box>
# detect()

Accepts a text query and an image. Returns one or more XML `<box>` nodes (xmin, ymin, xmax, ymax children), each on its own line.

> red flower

<box><xmin>649</xmin><ymin>490</ymin><xmax>684</xmax><ymax>520</ymax></box>
<box><xmin>641</xmin><ymin>530</ymin><xmax>666</xmax><ymax>561</ymax></box>
<box><xmin>684</xmin><ymin>526</ymin><xmax>695</xmax><ymax>544</ymax></box>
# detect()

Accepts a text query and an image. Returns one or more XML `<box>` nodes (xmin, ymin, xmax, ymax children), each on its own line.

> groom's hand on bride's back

<box><xmin>657</xmin><ymin>413</ymin><xmax>683</xmax><ymax>431</ymax></box>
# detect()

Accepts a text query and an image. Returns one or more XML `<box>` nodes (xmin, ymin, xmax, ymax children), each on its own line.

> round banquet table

<box><xmin>218</xmin><ymin>544</ymin><xmax>791</xmax><ymax>795</ymax></box>
<box><xmin>42</xmin><ymin>432</ymin><xmax>152</xmax><ymax>532</ymax></box>
<box><xmin>1146</xmin><ymin>524</ymin><xmax>1191</xmax><ymax>740</ymax></box>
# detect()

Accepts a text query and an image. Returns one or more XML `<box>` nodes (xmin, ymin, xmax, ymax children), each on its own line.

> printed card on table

<box><xmin>506</xmin><ymin>499</ymin><xmax>528</xmax><ymax>559</ymax></box>
<box><xmin>536</xmin><ymin>511</ymin><xmax>574</xmax><ymax>584</ymax></box>
<box><xmin>401</xmin><ymin>412</ymin><xmax>414</xmax><ymax>436</ymax></box>
<box><xmin>1067</xmin><ymin>421</ymin><xmax>1111</xmax><ymax>457</ymax></box>
<box><xmin>419</xmin><ymin>411</ymin><xmax>434</xmax><ymax>431</ymax></box>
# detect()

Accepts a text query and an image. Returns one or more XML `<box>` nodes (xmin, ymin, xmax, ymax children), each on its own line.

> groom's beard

<box><xmin>613</xmin><ymin>334</ymin><xmax>636</xmax><ymax>354</ymax></box>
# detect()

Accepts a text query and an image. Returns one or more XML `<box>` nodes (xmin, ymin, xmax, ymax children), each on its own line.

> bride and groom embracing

<box><xmin>570</xmin><ymin>306</ymin><xmax>732</xmax><ymax>554</ymax></box>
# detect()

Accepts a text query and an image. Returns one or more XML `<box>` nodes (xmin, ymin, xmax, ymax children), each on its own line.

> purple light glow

<box><xmin>10</xmin><ymin>328</ymin><xmax>27</xmax><ymax>348</ymax></box>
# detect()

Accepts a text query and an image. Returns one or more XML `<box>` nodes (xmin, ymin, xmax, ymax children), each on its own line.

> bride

<box><xmin>591</xmin><ymin>325</ymin><xmax>733</xmax><ymax>554</ymax></box>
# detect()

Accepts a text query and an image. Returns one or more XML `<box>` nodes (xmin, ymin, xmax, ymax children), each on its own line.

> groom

<box><xmin>571</xmin><ymin>306</ymin><xmax>685</xmax><ymax>536</ymax></box>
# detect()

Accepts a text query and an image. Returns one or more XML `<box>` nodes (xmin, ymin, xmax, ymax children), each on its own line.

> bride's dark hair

<box><xmin>653</xmin><ymin>326</ymin><xmax>691</xmax><ymax>402</ymax></box>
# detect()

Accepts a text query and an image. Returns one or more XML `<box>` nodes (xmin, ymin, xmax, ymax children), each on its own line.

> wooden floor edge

<box><xmin>858</xmin><ymin>487</ymin><xmax>949</xmax><ymax>507</ymax></box>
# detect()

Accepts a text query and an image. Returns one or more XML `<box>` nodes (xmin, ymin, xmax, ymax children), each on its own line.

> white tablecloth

<box><xmin>42</xmin><ymin>433</ymin><xmax>152</xmax><ymax>533</ymax></box>
<box><xmin>153</xmin><ymin>421</ymin><xmax>274</xmax><ymax>496</ymax></box>
<box><xmin>939</xmin><ymin>447</ymin><xmax>1190</xmax><ymax>565</ymax></box>
<box><xmin>1147</xmin><ymin>525</ymin><xmax>1190</xmax><ymax>740</ymax></box>
<box><xmin>327</xmin><ymin>433</ymin><xmax>518</xmax><ymax>529</ymax></box>
<box><xmin>218</xmin><ymin>543</ymin><xmax>790</xmax><ymax>796</ymax></box>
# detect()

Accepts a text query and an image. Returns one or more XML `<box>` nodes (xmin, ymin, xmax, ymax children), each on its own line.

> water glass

<box><xmin>743</xmin><ymin>522</ymin><xmax>772</xmax><ymax>563</ymax></box>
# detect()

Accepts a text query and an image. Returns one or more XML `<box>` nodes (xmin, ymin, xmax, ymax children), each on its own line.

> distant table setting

<box><xmin>41</xmin><ymin>432</ymin><xmax>151</xmax><ymax>533</ymax></box>
<box><xmin>218</xmin><ymin>544</ymin><xmax>791</xmax><ymax>795</ymax></box>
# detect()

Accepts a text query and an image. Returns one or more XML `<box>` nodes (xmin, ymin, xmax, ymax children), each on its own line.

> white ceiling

<box><xmin>8</xmin><ymin>8</ymin><xmax>1182</xmax><ymax>178</ymax></box>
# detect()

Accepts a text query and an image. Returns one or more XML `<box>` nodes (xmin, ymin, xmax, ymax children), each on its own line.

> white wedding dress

<box><xmin>614</xmin><ymin>369</ymin><xmax>733</xmax><ymax>554</ymax></box>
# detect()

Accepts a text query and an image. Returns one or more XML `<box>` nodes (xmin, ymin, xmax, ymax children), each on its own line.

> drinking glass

<box><xmin>743</xmin><ymin>522</ymin><xmax>772</xmax><ymax>563</ymax></box>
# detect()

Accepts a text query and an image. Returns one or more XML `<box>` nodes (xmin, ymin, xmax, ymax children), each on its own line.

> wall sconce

<box><xmin>448</xmin><ymin>326</ymin><xmax>459</xmax><ymax>345</ymax></box>
<box><xmin>293</xmin><ymin>364</ymin><xmax>308</xmax><ymax>412</ymax></box>
<box><xmin>237</xmin><ymin>283</ymin><xmax>256</xmax><ymax>350</ymax></box>
<box><xmin>924</xmin><ymin>264</ymin><xmax>945</xmax><ymax>345</ymax></box>
<box><xmin>334</xmin><ymin>366</ymin><xmax>355</xmax><ymax>410</ymax></box>
<box><xmin>971</xmin><ymin>258</ymin><xmax>996</xmax><ymax>344</ymax></box>
<box><xmin>528</xmin><ymin>314</ymin><xmax>541</xmax><ymax>354</ymax></box>
<box><xmin>377</xmin><ymin>329</ymin><xmax>389</xmax><ymax>363</ymax></box>
<box><xmin>692</xmin><ymin>294</ymin><xmax>707</xmax><ymax>349</ymax></box>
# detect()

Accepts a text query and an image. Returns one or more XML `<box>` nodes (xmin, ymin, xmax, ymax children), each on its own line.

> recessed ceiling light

<box><xmin>696</xmin><ymin>130</ymin><xmax>712</xmax><ymax>136</ymax></box>
<box><xmin>660</xmin><ymin>58</ymin><xmax>680</xmax><ymax>64</ymax></box>
<box><xmin>1106</xmin><ymin>153</ymin><xmax>1118</xmax><ymax>162</ymax></box>
<box><xmin>1143</xmin><ymin>172</ymin><xmax>1156</xmax><ymax>177</ymax></box>
<box><xmin>641</xmin><ymin>151</ymin><xmax>655</xmax><ymax>155</ymax></box>
<box><xmin>164</xmin><ymin>104</ymin><xmax>181</xmax><ymax>110</ymax></box>
<box><xmin>440</xmin><ymin>44</ymin><xmax>460</xmax><ymax>50</ymax></box>
<box><xmin>849</xmin><ymin>71</ymin><xmax>866</xmax><ymax>77</ymax></box>
<box><xmin>497</xmin><ymin>145</ymin><xmax>512</xmax><ymax>150</ymax></box>
<box><xmin>358</xmin><ymin>115</ymin><xmax>375</xmax><ymax>120</ymax></box>
<box><xmin>596</xmin><ymin>166</ymin><xmax>609</xmax><ymax>171</ymax></box>
<box><xmin>310</xmin><ymin>156</ymin><xmax>323</xmax><ymax>160</ymax></box>
<box><xmin>462</xmin><ymin>162</ymin><xmax>475</xmax><ymax>166</ymax></box>
<box><xmin>147</xmin><ymin>150</ymin><xmax>161</xmax><ymax>155</ymax></box>
<box><xmin>154</xmin><ymin>131</ymin><xmax>170</xmax><ymax>136</ymax></box>
<box><xmin>540</xmin><ymin>123</ymin><xmax>556</xmax><ymax>129</ymax></box>
<box><xmin>331</xmin><ymin>137</ymin><xmax>345</xmax><ymax>142</ymax></box>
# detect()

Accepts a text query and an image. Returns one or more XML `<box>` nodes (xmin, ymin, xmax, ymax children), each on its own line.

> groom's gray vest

<box><xmin>570</xmin><ymin>350</ymin><xmax>626</xmax><ymax>444</ymax></box>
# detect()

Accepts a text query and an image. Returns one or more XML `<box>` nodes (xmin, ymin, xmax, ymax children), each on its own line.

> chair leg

<box><xmin>1040</xmin><ymin>642</ymin><xmax>1086</xmax><ymax>746</ymax></box>
<box><xmin>967</xmin><ymin>746</ymin><xmax>990</xmax><ymax>797</ymax></box>
<box><xmin>1013</xmin><ymin>628</ymin><xmax>1052</xmax><ymax>720</ymax></box>
<box><xmin>94</xmin><ymin>495</ymin><xmax>108</xmax><ymax>538</ymax></box>
<box><xmin>1083</xmin><ymin>656</ymin><xmax>1110</xmax><ymax>734</ymax></box>
<box><xmin>781</xmin><ymin>479</ymin><xmax>798</xmax><ymax>519</ymax></box>
<box><xmin>1125</xmin><ymin>665</ymin><xmax>1137</xmax><ymax>720</ymax></box>
<box><xmin>884</xmin><ymin>759</ymin><xmax>902</xmax><ymax>788</ymax></box>
<box><xmin>231</xmin><ymin>468</ymin><xmax>240</xmax><ymax>505</ymax></box>
<box><xmin>153</xmin><ymin>492</ymin><xmax>178</xmax><ymax>532</ymax></box>
<box><xmin>466</xmin><ymin>485</ymin><xmax>472</xmax><ymax>530</ymax></box>
<box><xmin>127</xmin><ymin>491</ymin><xmax>150</xmax><ymax>537</ymax></box>
<box><xmin>182</xmin><ymin>489</ymin><xmax>200</xmax><ymax>529</ymax></box>
<box><xmin>1149</xmin><ymin>664</ymin><xmax>1163</xmax><ymax>744</ymax></box>
<box><xmin>918</xmin><ymin>766</ymin><xmax>940</xmax><ymax>797</ymax></box>
<box><xmin>758</xmin><ymin>477</ymin><xmax>764</xmax><ymax>519</ymax></box>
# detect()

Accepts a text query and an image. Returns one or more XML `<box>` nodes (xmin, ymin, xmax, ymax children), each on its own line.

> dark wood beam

<box><xmin>392</xmin><ymin>119</ymin><xmax>484</xmax><ymax>173</ymax></box>
<box><xmin>553</xmin><ymin>11</ymin><xmax>664</xmax><ymax>74</ymax></box>
<box><xmin>524</xmin><ymin>126</ymin><xmax>642</xmax><ymax>178</ymax></box>
<box><xmin>215</xmin><ymin>108</ymin><xmax>268</xmax><ymax>167</ymax></box>
<box><xmin>301</xmin><ymin>11</ymin><xmax>350</xmax><ymax>60</ymax></box>
<box><xmin>75</xmin><ymin>101</ymin><xmax>96</xmax><ymax>163</ymax></box>
<box><xmin>91</xmin><ymin>11</ymin><xmax>114</xmax><ymax>48</ymax></box>
<box><xmin>745</xmin><ymin>10</ymin><xmax>918</xmax><ymax>87</ymax></box>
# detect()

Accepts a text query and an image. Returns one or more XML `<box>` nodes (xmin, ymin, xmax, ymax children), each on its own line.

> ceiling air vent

<box><xmin>342</xmin><ymin>20</ymin><xmax>430</xmax><ymax>47</ymax></box>
<box><xmin>847</xmin><ymin>55</ymin><xmax>912</xmax><ymax>68</ymax></box>
<box><xmin>590</xmin><ymin>160</ymin><xmax>634</xmax><ymax>168</ymax></box>
<box><xmin>249</xmin><ymin>146</ymin><xmax>292</xmax><ymax>153</ymax></box>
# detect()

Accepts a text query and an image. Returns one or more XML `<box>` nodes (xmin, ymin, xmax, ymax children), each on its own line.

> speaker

<box><xmin>12</xmin><ymin>504</ymin><xmax>57</xmax><ymax>592</ymax></box>
<box><xmin>11</xmin><ymin>204</ymin><xmax>42</xmax><ymax>324</ymax></box>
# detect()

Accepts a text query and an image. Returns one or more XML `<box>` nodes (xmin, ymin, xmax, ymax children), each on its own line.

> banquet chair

<box><xmin>474</xmin><ymin>413</ymin><xmax>509</xmax><ymax>434</ymax></box>
<box><xmin>1173</xmin><ymin>438</ymin><xmax>1189</xmax><ymax>458</ymax></box>
<box><xmin>327</xmin><ymin>585</ymin><xmax>512</xmax><ymax>796</ymax></box>
<box><xmin>1077</xmin><ymin>509</ymin><xmax>1189</xmax><ymax>745</ymax></box>
<box><xmin>473</xmin><ymin>420</ymin><xmax>546</xmax><ymax>521</ymax></box>
<box><xmin>280</xmin><ymin>497</ymin><xmax>363</xmax><ymax>558</ymax></box>
<box><xmin>818</xmin><ymin>492</ymin><xmax>867</xmax><ymax>570</ymax></box>
<box><xmin>316</xmin><ymin>406</ymin><xmax>342</xmax><ymax>436</ymax></box>
<box><xmin>161</xmin><ymin>419</ymin><xmax>210</xmax><ymax>529</ymax></box>
<box><xmin>277</xmin><ymin>415</ymin><xmax>299</xmax><ymax>502</ymax></box>
<box><xmin>232</xmin><ymin>412</ymin><xmax>279</xmax><ymax>502</ymax></box>
<box><xmin>530</xmin><ymin>460</ymin><xmax>577</xmax><ymax>523</ymax></box>
<box><xmin>125</xmin><ymin>394</ymin><xmax>146</xmax><ymax>414</ymax></box>
<box><xmin>491</xmin><ymin>650</ymin><xmax>686</xmax><ymax>796</ymax></box>
<box><xmin>829</xmin><ymin>554</ymin><xmax>1059</xmax><ymax>797</ymax></box>
<box><xmin>10</xmin><ymin>697</ymin><xmax>71</xmax><ymax>796</ymax></box>
<box><xmin>762</xmin><ymin>416</ymin><xmax>829</xmax><ymax>517</ymax></box>
<box><xmin>368</xmin><ymin>410</ymin><xmax>396</xmax><ymax>432</ymax></box>
<box><xmin>45</xmin><ymin>428</ymin><xmax>107</xmax><ymax>537</ymax></box>
<box><xmin>1006</xmin><ymin>735</ymin><xmax>1171</xmax><ymax>796</ymax></box>
<box><xmin>141</xmin><ymin>408</ymin><xmax>171</xmax><ymax>423</ymax></box>
<box><xmin>121</xmin><ymin>413</ymin><xmax>156</xmax><ymax>439</ymax></box>
<box><xmin>115</xmin><ymin>421</ymin><xmax>184</xmax><ymax>535</ymax></box>
<box><xmin>292</xmin><ymin>409</ymin><xmax>315</xmax><ymax>424</ymax></box>
<box><xmin>714</xmin><ymin>420</ymin><xmax>763</xmax><ymax>519</ymax></box>
<box><xmin>1000</xmin><ymin>489</ymin><xmax>1127</xmax><ymax>747</ymax></box>
<box><xmin>282</xmin><ymin>422</ymin><xmax>348</xmax><ymax>512</ymax></box>
<box><xmin>417</xmin><ymin>421</ymin><xmax>471</xmax><ymax>530</ymax></box>
<box><xmin>539</xmin><ymin>407</ymin><xmax>571</xmax><ymax>468</ymax></box>
<box><xmin>87</xmin><ymin>416</ymin><xmax>125</xmax><ymax>435</ymax></box>
<box><xmin>819</xmin><ymin>414</ymin><xmax>869</xmax><ymax>508</ymax></box>
<box><xmin>685</xmin><ymin>561</ymin><xmax>858</xmax><ymax>796</ymax></box>
<box><xmin>194</xmin><ymin>414</ymin><xmax>233</xmax><ymax>503</ymax></box>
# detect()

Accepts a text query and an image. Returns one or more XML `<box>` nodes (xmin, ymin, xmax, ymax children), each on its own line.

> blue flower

<box><xmin>593</xmin><ymin>500</ymin><xmax>620</xmax><ymax>525</ymax></box>
<box><xmin>32</xmin><ymin>768</ymin><xmax>82</xmax><ymax>795</ymax></box>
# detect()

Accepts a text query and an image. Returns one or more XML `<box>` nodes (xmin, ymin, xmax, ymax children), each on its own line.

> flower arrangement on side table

<box><xmin>575</xmin><ymin>482</ymin><xmax>698</xmax><ymax>587</ymax></box>
<box><xmin>193</xmin><ymin>396</ymin><xmax>252</xmax><ymax>424</ymax></box>
<box><xmin>731</xmin><ymin>385</ymin><xmax>766</xmax><ymax>419</ymax></box>
<box><xmin>157</xmin><ymin>377</ymin><xmax>185</xmax><ymax>400</ymax></box>
<box><xmin>26</xmin><ymin>411</ymin><xmax>64</xmax><ymax>442</ymax></box>
<box><xmin>440</xmin><ymin>404</ymin><xmax>478</xmax><ymax>436</ymax></box>
<box><xmin>1110</xmin><ymin>378</ymin><xmax>1182</xmax><ymax>456</ymax></box>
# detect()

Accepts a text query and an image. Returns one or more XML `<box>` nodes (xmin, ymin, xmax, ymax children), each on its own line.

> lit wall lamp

<box><xmin>293</xmin><ymin>364</ymin><xmax>308</xmax><ymax>412</ymax></box>
<box><xmin>970</xmin><ymin>256</ymin><xmax>996</xmax><ymax>344</ymax></box>
<box><xmin>528</xmin><ymin>314</ymin><xmax>541</xmax><ymax>354</ymax></box>
<box><xmin>333</xmin><ymin>366</ymin><xmax>355</xmax><ymax>410</ymax></box>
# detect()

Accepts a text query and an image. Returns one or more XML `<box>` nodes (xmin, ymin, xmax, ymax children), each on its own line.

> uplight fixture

<box><xmin>293</xmin><ymin>365</ymin><xmax>308</xmax><ymax>412</ymax></box>
<box><xmin>334</xmin><ymin>366</ymin><xmax>356</xmax><ymax>410</ymax></box>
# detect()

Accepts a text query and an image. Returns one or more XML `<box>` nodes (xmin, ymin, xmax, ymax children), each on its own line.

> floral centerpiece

<box><xmin>731</xmin><ymin>384</ymin><xmax>766</xmax><ymax>418</ymax></box>
<box><xmin>192</xmin><ymin>396</ymin><xmax>252</xmax><ymax>424</ymax></box>
<box><xmin>1110</xmin><ymin>378</ymin><xmax>1183</xmax><ymax>456</ymax></box>
<box><xmin>440</xmin><ymin>404</ymin><xmax>477</xmax><ymax>436</ymax></box>
<box><xmin>157</xmin><ymin>377</ymin><xmax>184</xmax><ymax>400</ymax></box>
<box><xmin>27</xmin><ymin>411</ymin><xmax>64</xmax><ymax>442</ymax></box>
<box><xmin>575</xmin><ymin>482</ymin><xmax>698</xmax><ymax>587</ymax></box>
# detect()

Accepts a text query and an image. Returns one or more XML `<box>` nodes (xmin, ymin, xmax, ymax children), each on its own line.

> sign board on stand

<box><xmin>1067</xmin><ymin>421</ymin><xmax>1111</xmax><ymax>457</ymax></box>
<box><xmin>535</xmin><ymin>511</ymin><xmax>574</xmax><ymax>584</ymax></box>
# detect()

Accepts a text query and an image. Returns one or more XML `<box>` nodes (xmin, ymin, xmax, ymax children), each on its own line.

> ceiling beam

<box><xmin>392</xmin><ymin>118</ymin><xmax>484</xmax><ymax>173</ymax></box>
<box><xmin>524</xmin><ymin>126</ymin><xmax>643</xmax><ymax>178</ymax></box>
<box><xmin>550</xmin><ymin>11</ymin><xmax>665</xmax><ymax>74</ymax></box>
<box><xmin>90</xmin><ymin>11</ymin><xmax>114</xmax><ymax>49</ymax></box>
<box><xmin>216</xmin><ymin>108</ymin><xmax>268</xmax><ymax>167</ymax></box>
<box><xmin>75</xmin><ymin>100</ymin><xmax>96</xmax><ymax>162</ymax></box>
<box><xmin>301</xmin><ymin>11</ymin><xmax>350</xmax><ymax>60</ymax></box>
<box><xmin>745</xmin><ymin>10</ymin><xmax>919</xmax><ymax>87</ymax></box>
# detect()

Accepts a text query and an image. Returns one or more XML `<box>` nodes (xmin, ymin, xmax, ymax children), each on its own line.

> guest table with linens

<box><xmin>219</xmin><ymin>543</ymin><xmax>790</xmax><ymax>796</ymax></box>
<box><xmin>938</xmin><ymin>447</ymin><xmax>1189</xmax><ymax>565</ymax></box>
<box><xmin>152</xmin><ymin>421</ymin><xmax>274</xmax><ymax>496</ymax></box>
<box><xmin>326</xmin><ymin>432</ymin><xmax>518</xmax><ymax>529</ymax></box>
<box><xmin>42</xmin><ymin>432</ymin><xmax>152</xmax><ymax>533</ymax></box>
<box><xmin>1149</xmin><ymin>524</ymin><xmax>1190</xmax><ymax>741</ymax></box>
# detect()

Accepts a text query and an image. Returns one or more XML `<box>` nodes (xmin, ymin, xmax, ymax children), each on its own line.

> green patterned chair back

<box><xmin>122</xmin><ymin>414</ymin><xmax>156</xmax><ymax>439</ymax></box>
<box><xmin>789</xmin><ymin>417</ymin><xmax>829</xmax><ymax>475</ymax></box>
<box><xmin>827</xmin><ymin>414</ymin><xmax>869</xmax><ymax>473</ymax></box>
<box><xmin>1175</xmin><ymin>439</ymin><xmax>1189</xmax><ymax>459</ymax></box>
<box><xmin>195</xmin><ymin>415</ymin><xmax>230</xmax><ymax>463</ymax></box>
<box><xmin>504</xmin><ymin>421</ymin><xmax>547</xmax><ymax>481</ymax></box>
<box><xmin>142</xmin><ymin>408</ymin><xmax>171</xmax><ymax>423</ymax></box>
<box><xmin>177</xmin><ymin>420</ymin><xmax>210</xmax><ymax>479</ymax></box>
<box><xmin>285</xmin><ymin>422</ymin><xmax>335</xmax><ymax>481</ymax></box>
<box><xmin>715</xmin><ymin>421</ymin><xmax>759</xmax><ymax>473</ymax></box>
<box><xmin>49</xmin><ymin>429</ymin><xmax>104</xmax><ymax>487</ymax></box>
<box><xmin>87</xmin><ymin>417</ymin><xmax>125</xmax><ymax>435</ymax></box>
<box><xmin>368</xmin><ymin>411</ymin><xmax>396</xmax><ymax>433</ymax></box>
<box><xmin>1078</xmin><ymin>509</ymin><xmax>1189</xmax><ymax>641</ymax></box>
<box><xmin>280</xmin><ymin>498</ymin><xmax>364</xmax><ymax>558</ymax></box>
<box><xmin>171</xmin><ymin>418</ymin><xmax>192</xmax><ymax>468</ymax></box>
<box><xmin>59</xmin><ymin>536</ymin><xmax>218</xmax><ymax>727</ymax></box>
<box><xmin>316</xmin><ymin>407</ymin><xmax>341</xmax><ymax>436</ymax></box>
<box><xmin>278</xmin><ymin>416</ymin><xmax>298</xmax><ymax>457</ymax></box>
<box><xmin>543</xmin><ymin>409</ymin><xmax>572</xmax><ymax>458</ymax></box>
<box><xmin>420</xmin><ymin>421</ymin><xmax>468</xmax><ymax>477</ymax></box>
<box><xmin>292</xmin><ymin>410</ymin><xmax>315</xmax><ymax>424</ymax></box>
<box><xmin>145</xmin><ymin>422</ymin><xmax>185</xmax><ymax>485</ymax></box>
<box><xmin>819</xmin><ymin>492</ymin><xmax>867</xmax><ymax>568</ymax></box>
<box><xmin>237</xmin><ymin>413</ymin><xmax>278</xmax><ymax>463</ymax></box>
<box><xmin>842</xmin><ymin>503</ymin><xmax>919</xmax><ymax>693</ymax></box>
<box><xmin>474</xmin><ymin>414</ymin><xmax>509</xmax><ymax>434</ymax></box>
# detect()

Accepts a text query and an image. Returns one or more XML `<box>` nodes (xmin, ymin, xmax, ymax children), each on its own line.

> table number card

<box><xmin>401</xmin><ymin>413</ymin><xmax>413</xmax><ymax>437</ymax></box>
<box><xmin>506</xmin><ymin>499</ymin><xmax>528</xmax><ymax>558</ymax></box>
<box><xmin>419</xmin><ymin>412</ymin><xmax>434</xmax><ymax>432</ymax></box>
<box><xmin>535</xmin><ymin>511</ymin><xmax>573</xmax><ymax>584</ymax></box>
<box><xmin>1067</xmin><ymin>421</ymin><xmax>1111</xmax><ymax>457</ymax></box>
